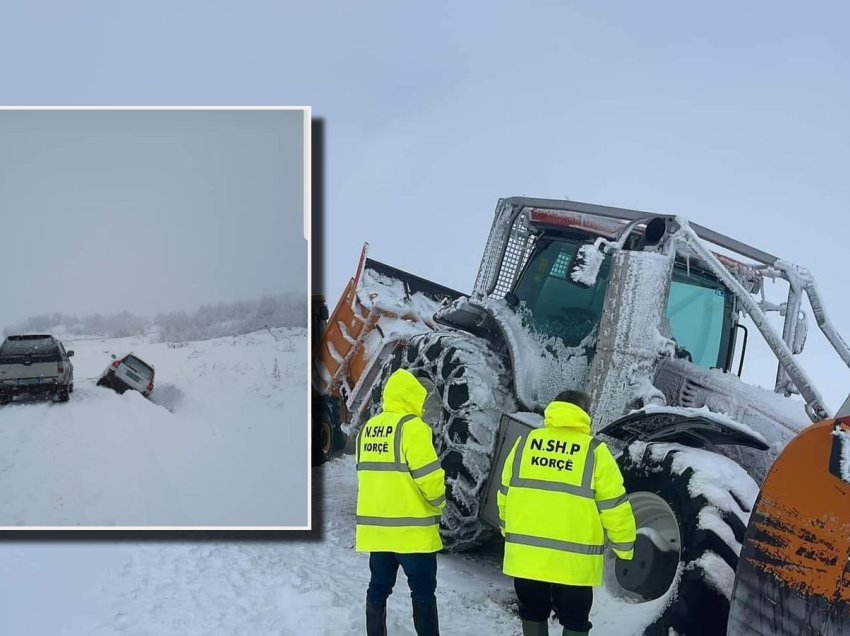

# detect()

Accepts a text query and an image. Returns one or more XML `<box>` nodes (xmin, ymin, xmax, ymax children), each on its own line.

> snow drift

<box><xmin>0</xmin><ymin>328</ymin><xmax>308</xmax><ymax>527</ymax></box>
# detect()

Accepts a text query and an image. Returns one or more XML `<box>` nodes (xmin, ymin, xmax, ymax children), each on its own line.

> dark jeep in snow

<box><xmin>0</xmin><ymin>334</ymin><xmax>75</xmax><ymax>404</ymax></box>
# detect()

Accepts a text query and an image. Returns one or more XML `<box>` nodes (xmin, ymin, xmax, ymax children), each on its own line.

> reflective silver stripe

<box><xmin>355</xmin><ymin>426</ymin><xmax>364</xmax><ymax>463</ymax></box>
<box><xmin>427</xmin><ymin>494</ymin><xmax>445</xmax><ymax>507</ymax></box>
<box><xmin>512</xmin><ymin>477</ymin><xmax>594</xmax><ymax>498</ymax></box>
<box><xmin>505</xmin><ymin>532</ymin><xmax>605</xmax><ymax>555</ymax></box>
<box><xmin>609</xmin><ymin>540</ymin><xmax>635</xmax><ymax>552</ymax></box>
<box><xmin>356</xmin><ymin>462</ymin><xmax>407</xmax><ymax>472</ymax></box>
<box><xmin>582</xmin><ymin>438</ymin><xmax>602</xmax><ymax>490</ymax></box>
<box><xmin>509</xmin><ymin>436</ymin><xmax>525</xmax><ymax>487</ymax></box>
<box><xmin>356</xmin><ymin>515</ymin><xmax>440</xmax><ymax>527</ymax></box>
<box><xmin>410</xmin><ymin>459</ymin><xmax>442</xmax><ymax>479</ymax></box>
<box><xmin>499</xmin><ymin>519</ymin><xmax>505</xmax><ymax>529</ymax></box>
<box><xmin>596</xmin><ymin>494</ymin><xmax>629</xmax><ymax>511</ymax></box>
<box><xmin>394</xmin><ymin>414</ymin><xmax>417</xmax><ymax>464</ymax></box>
<box><xmin>498</xmin><ymin>485</ymin><xmax>509</xmax><ymax>496</ymax></box>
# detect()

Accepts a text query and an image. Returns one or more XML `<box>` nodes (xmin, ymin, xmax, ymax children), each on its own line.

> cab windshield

<box><xmin>512</xmin><ymin>239</ymin><xmax>610</xmax><ymax>347</ymax></box>
<box><xmin>512</xmin><ymin>238</ymin><xmax>733</xmax><ymax>368</ymax></box>
<box><xmin>668</xmin><ymin>267</ymin><xmax>732</xmax><ymax>369</ymax></box>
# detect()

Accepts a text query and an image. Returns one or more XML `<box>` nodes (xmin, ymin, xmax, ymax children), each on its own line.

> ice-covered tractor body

<box><xmin>314</xmin><ymin>197</ymin><xmax>850</xmax><ymax>634</ymax></box>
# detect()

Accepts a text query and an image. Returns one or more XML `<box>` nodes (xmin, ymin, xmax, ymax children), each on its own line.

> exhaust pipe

<box><xmin>643</xmin><ymin>217</ymin><xmax>668</xmax><ymax>247</ymax></box>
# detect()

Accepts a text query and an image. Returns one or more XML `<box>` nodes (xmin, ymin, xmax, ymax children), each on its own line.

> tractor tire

<box><xmin>614</xmin><ymin>442</ymin><xmax>758</xmax><ymax>636</ymax></box>
<box><xmin>312</xmin><ymin>396</ymin><xmax>346</xmax><ymax>465</ymax></box>
<box><xmin>367</xmin><ymin>331</ymin><xmax>514</xmax><ymax>552</ymax></box>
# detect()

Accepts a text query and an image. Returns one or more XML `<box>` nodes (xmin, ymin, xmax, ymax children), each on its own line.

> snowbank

<box><xmin>0</xmin><ymin>456</ymin><xmax>671</xmax><ymax>635</ymax></box>
<box><xmin>0</xmin><ymin>328</ymin><xmax>308</xmax><ymax>526</ymax></box>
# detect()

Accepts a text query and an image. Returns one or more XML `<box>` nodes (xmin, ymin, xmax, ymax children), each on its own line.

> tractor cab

<box><xmin>510</xmin><ymin>227</ymin><xmax>738</xmax><ymax>372</ymax></box>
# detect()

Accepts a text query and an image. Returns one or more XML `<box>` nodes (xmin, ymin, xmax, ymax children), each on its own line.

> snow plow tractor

<box><xmin>313</xmin><ymin>197</ymin><xmax>850</xmax><ymax>634</ymax></box>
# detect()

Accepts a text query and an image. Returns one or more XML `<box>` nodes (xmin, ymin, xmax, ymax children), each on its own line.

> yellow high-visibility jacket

<box><xmin>497</xmin><ymin>401</ymin><xmax>636</xmax><ymax>586</ymax></box>
<box><xmin>355</xmin><ymin>368</ymin><xmax>446</xmax><ymax>554</ymax></box>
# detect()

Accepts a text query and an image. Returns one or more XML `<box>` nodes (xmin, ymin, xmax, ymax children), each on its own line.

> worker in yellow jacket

<box><xmin>498</xmin><ymin>390</ymin><xmax>636</xmax><ymax>636</ymax></box>
<box><xmin>356</xmin><ymin>368</ymin><xmax>446</xmax><ymax>636</ymax></box>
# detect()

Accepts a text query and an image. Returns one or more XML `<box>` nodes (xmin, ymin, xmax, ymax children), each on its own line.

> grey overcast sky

<box><xmin>0</xmin><ymin>109</ymin><xmax>305</xmax><ymax>328</ymax></box>
<box><xmin>0</xmin><ymin>2</ymin><xmax>847</xmax><ymax>402</ymax></box>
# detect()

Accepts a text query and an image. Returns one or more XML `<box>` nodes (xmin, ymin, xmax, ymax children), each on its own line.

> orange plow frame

<box><xmin>728</xmin><ymin>417</ymin><xmax>850</xmax><ymax>634</ymax></box>
<box><xmin>312</xmin><ymin>244</ymin><xmax>438</xmax><ymax>425</ymax></box>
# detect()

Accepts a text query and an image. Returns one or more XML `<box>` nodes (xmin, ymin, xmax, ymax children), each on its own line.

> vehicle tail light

<box><xmin>146</xmin><ymin>381</ymin><xmax>154</xmax><ymax>392</ymax></box>
<box><xmin>111</xmin><ymin>360</ymin><xmax>121</xmax><ymax>369</ymax></box>
<box><xmin>57</xmin><ymin>364</ymin><xmax>64</xmax><ymax>373</ymax></box>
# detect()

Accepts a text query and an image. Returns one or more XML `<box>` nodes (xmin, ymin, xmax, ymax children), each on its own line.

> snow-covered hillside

<box><xmin>1</xmin><ymin>456</ymin><xmax>670</xmax><ymax>636</ymax></box>
<box><xmin>0</xmin><ymin>328</ymin><xmax>308</xmax><ymax>527</ymax></box>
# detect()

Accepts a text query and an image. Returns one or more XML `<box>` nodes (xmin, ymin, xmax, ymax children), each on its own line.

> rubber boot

<box><xmin>412</xmin><ymin>598</ymin><xmax>440</xmax><ymax>636</ymax></box>
<box><xmin>521</xmin><ymin>619</ymin><xmax>548</xmax><ymax>636</ymax></box>
<box><xmin>365</xmin><ymin>602</ymin><xmax>387</xmax><ymax>636</ymax></box>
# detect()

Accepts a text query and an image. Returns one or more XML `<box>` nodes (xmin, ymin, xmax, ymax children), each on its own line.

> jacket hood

<box><xmin>544</xmin><ymin>401</ymin><xmax>592</xmax><ymax>434</ymax></box>
<box><xmin>382</xmin><ymin>368</ymin><xmax>427</xmax><ymax>417</ymax></box>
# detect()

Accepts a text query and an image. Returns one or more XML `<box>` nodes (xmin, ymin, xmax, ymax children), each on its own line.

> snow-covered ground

<box><xmin>0</xmin><ymin>328</ymin><xmax>308</xmax><ymax>526</ymax></box>
<box><xmin>0</xmin><ymin>456</ymin><xmax>670</xmax><ymax>636</ymax></box>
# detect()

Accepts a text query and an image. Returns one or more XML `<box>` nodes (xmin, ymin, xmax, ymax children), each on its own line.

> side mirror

<box><xmin>110</xmin><ymin>354</ymin><xmax>117</xmax><ymax>360</ymax></box>
<box><xmin>567</xmin><ymin>242</ymin><xmax>605</xmax><ymax>289</ymax></box>
<box><xmin>67</xmin><ymin>350</ymin><xmax>74</xmax><ymax>357</ymax></box>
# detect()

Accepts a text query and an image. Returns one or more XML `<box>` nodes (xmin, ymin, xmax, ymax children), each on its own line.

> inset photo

<box><xmin>0</xmin><ymin>107</ymin><xmax>310</xmax><ymax>528</ymax></box>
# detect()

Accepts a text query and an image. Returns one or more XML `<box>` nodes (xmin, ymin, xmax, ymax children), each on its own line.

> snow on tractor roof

<box><xmin>527</xmin><ymin>205</ymin><xmax>765</xmax><ymax>290</ymax></box>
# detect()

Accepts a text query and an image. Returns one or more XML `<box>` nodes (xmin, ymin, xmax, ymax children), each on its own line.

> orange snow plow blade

<box><xmin>312</xmin><ymin>243</ymin><xmax>463</xmax><ymax>408</ymax></box>
<box><xmin>312</xmin><ymin>250</ymin><xmax>375</xmax><ymax>398</ymax></box>
<box><xmin>727</xmin><ymin>417</ymin><xmax>850</xmax><ymax>635</ymax></box>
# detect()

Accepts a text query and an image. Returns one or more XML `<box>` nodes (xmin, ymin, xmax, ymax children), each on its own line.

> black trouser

<box><xmin>367</xmin><ymin>552</ymin><xmax>438</xmax><ymax>605</ymax></box>
<box><xmin>514</xmin><ymin>577</ymin><xmax>593</xmax><ymax>632</ymax></box>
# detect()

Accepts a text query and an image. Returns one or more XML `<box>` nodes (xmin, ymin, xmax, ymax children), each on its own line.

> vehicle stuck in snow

<box><xmin>97</xmin><ymin>353</ymin><xmax>155</xmax><ymax>398</ymax></box>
